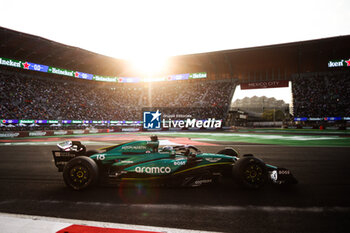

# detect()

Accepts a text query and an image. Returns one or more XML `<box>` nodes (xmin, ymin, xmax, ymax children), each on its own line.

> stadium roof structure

<box><xmin>1</xmin><ymin>26</ymin><xmax>349</xmax><ymax>82</ymax></box>
<box><xmin>0</xmin><ymin>26</ymin><xmax>129</xmax><ymax>77</ymax></box>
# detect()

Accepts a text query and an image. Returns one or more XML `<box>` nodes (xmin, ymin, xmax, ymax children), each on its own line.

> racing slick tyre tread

<box><xmin>233</xmin><ymin>156</ymin><xmax>268</xmax><ymax>189</ymax></box>
<box><xmin>63</xmin><ymin>156</ymin><xmax>98</xmax><ymax>191</ymax></box>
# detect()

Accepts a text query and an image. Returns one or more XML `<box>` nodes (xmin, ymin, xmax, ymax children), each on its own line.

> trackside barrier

<box><xmin>0</xmin><ymin>127</ymin><xmax>141</xmax><ymax>138</ymax></box>
<box><xmin>285</xmin><ymin>126</ymin><xmax>349</xmax><ymax>130</ymax></box>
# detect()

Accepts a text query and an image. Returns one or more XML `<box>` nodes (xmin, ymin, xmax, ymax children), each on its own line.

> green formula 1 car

<box><xmin>52</xmin><ymin>135</ymin><xmax>297</xmax><ymax>190</ymax></box>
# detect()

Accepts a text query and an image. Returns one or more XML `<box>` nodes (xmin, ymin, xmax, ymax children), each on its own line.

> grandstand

<box><xmin>0</xmin><ymin>26</ymin><xmax>350</xmax><ymax>132</ymax></box>
<box><xmin>0</xmin><ymin>68</ymin><xmax>235</xmax><ymax>121</ymax></box>
<box><xmin>292</xmin><ymin>71</ymin><xmax>350</xmax><ymax>118</ymax></box>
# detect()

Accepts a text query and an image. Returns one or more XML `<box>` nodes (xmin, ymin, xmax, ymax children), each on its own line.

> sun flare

<box><xmin>129</xmin><ymin>55</ymin><xmax>169</xmax><ymax>80</ymax></box>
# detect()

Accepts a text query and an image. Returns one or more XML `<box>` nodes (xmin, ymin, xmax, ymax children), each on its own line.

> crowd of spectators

<box><xmin>144</xmin><ymin>81</ymin><xmax>233</xmax><ymax>108</ymax></box>
<box><xmin>0</xmin><ymin>69</ymin><xmax>235</xmax><ymax>130</ymax></box>
<box><xmin>292</xmin><ymin>71</ymin><xmax>350</xmax><ymax>117</ymax></box>
<box><xmin>2</xmin><ymin>68</ymin><xmax>350</xmax><ymax>132</ymax></box>
<box><xmin>143</xmin><ymin>80</ymin><xmax>234</xmax><ymax>119</ymax></box>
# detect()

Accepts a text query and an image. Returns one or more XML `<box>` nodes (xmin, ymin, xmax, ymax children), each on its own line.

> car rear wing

<box><xmin>52</xmin><ymin>150</ymin><xmax>77</xmax><ymax>172</ymax></box>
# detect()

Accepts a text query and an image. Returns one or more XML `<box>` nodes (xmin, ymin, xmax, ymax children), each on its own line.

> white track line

<box><xmin>0</xmin><ymin>212</ymin><xmax>218</xmax><ymax>233</ymax></box>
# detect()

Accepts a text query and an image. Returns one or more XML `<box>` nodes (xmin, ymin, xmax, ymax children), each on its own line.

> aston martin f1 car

<box><xmin>52</xmin><ymin>136</ymin><xmax>297</xmax><ymax>190</ymax></box>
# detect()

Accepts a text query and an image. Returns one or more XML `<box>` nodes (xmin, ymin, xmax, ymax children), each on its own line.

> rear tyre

<box><xmin>63</xmin><ymin>156</ymin><xmax>98</xmax><ymax>190</ymax></box>
<box><xmin>233</xmin><ymin>156</ymin><xmax>267</xmax><ymax>189</ymax></box>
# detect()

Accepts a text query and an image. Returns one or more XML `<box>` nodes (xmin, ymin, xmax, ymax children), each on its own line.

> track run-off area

<box><xmin>0</xmin><ymin>130</ymin><xmax>349</xmax><ymax>232</ymax></box>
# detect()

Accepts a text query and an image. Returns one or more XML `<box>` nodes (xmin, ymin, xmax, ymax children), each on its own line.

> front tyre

<box><xmin>63</xmin><ymin>156</ymin><xmax>98</xmax><ymax>190</ymax></box>
<box><xmin>233</xmin><ymin>156</ymin><xmax>267</xmax><ymax>189</ymax></box>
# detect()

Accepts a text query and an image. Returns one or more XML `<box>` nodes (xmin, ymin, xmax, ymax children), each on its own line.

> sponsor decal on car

<box><xmin>120</xmin><ymin>160</ymin><xmax>134</xmax><ymax>164</ymax></box>
<box><xmin>174</xmin><ymin>160</ymin><xmax>186</xmax><ymax>166</ymax></box>
<box><xmin>205</xmin><ymin>158</ymin><xmax>222</xmax><ymax>163</ymax></box>
<box><xmin>194</xmin><ymin>179</ymin><xmax>212</xmax><ymax>185</ymax></box>
<box><xmin>135</xmin><ymin>166</ymin><xmax>171</xmax><ymax>174</ymax></box>
<box><xmin>278</xmin><ymin>169</ymin><xmax>291</xmax><ymax>175</ymax></box>
<box><xmin>54</xmin><ymin>151</ymin><xmax>75</xmax><ymax>157</ymax></box>
<box><xmin>122</xmin><ymin>145</ymin><xmax>147</xmax><ymax>150</ymax></box>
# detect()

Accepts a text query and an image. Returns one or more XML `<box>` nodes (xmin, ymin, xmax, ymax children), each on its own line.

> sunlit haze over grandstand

<box><xmin>1</xmin><ymin>0</ymin><xmax>349</xmax><ymax>75</ymax></box>
<box><xmin>0</xmin><ymin>0</ymin><xmax>349</xmax><ymax>106</ymax></box>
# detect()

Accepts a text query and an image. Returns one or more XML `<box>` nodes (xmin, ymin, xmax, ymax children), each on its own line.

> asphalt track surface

<box><xmin>0</xmin><ymin>137</ymin><xmax>350</xmax><ymax>232</ymax></box>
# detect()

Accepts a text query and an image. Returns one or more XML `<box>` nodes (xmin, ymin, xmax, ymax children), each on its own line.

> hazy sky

<box><xmin>232</xmin><ymin>83</ymin><xmax>292</xmax><ymax>104</ymax></box>
<box><xmin>1</xmin><ymin>0</ymin><xmax>349</xmax><ymax>63</ymax></box>
<box><xmin>0</xmin><ymin>0</ymin><xmax>349</xmax><ymax>102</ymax></box>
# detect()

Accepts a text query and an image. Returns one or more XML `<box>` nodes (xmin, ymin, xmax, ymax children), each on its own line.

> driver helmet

<box><xmin>150</xmin><ymin>135</ymin><xmax>158</xmax><ymax>142</ymax></box>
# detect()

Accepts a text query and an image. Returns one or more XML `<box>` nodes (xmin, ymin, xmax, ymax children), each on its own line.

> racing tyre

<box><xmin>233</xmin><ymin>156</ymin><xmax>268</xmax><ymax>189</ymax></box>
<box><xmin>217</xmin><ymin>148</ymin><xmax>239</xmax><ymax>157</ymax></box>
<box><xmin>63</xmin><ymin>156</ymin><xmax>98</xmax><ymax>190</ymax></box>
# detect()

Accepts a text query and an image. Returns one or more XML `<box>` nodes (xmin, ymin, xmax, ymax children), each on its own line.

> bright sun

<box><xmin>129</xmin><ymin>55</ymin><xmax>169</xmax><ymax>80</ymax></box>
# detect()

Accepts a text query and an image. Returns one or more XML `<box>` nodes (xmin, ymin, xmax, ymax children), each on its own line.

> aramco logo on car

<box><xmin>135</xmin><ymin>166</ymin><xmax>171</xmax><ymax>174</ymax></box>
<box><xmin>143</xmin><ymin>110</ymin><xmax>222</xmax><ymax>129</ymax></box>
